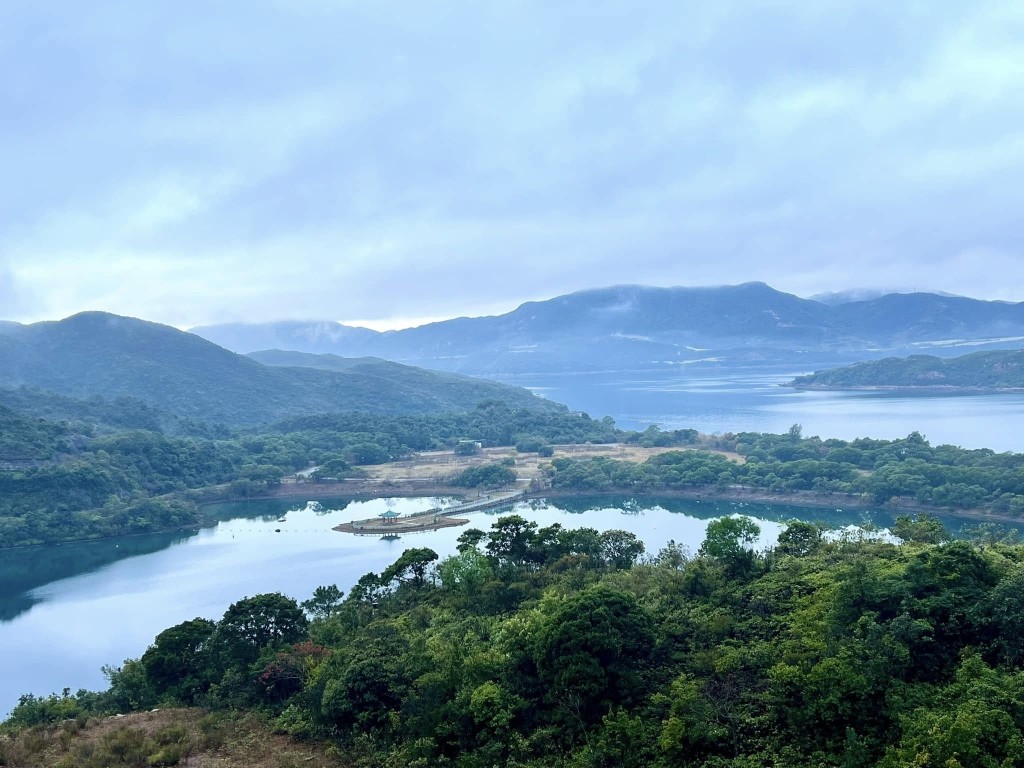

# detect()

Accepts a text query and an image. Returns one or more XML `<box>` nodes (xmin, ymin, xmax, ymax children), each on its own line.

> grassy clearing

<box><xmin>0</xmin><ymin>708</ymin><xmax>344</xmax><ymax>768</ymax></box>
<box><xmin>365</xmin><ymin>442</ymin><xmax>743</xmax><ymax>483</ymax></box>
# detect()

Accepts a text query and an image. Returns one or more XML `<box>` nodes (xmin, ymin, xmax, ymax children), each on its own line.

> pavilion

<box><xmin>378</xmin><ymin>509</ymin><xmax>401</xmax><ymax>525</ymax></box>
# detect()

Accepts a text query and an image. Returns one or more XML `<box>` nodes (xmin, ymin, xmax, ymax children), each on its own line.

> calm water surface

<box><xmin>493</xmin><ymin>369</ymin><xmax>1024</xmax><ymax>451</ymax></box>
<box><xmin>2</xmin><ymin>494</ymin><xmax>1020</xmax><ymax>716</ymax></box>
<box><xmin>5</xmin><ymin>369</ymin><xmax>1024</xmax><ymax>715</ymax></box>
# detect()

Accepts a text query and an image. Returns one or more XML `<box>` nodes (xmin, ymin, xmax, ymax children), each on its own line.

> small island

<box><xmin>333</xmin><ymin>488</ymin><xmax>526</xmax><ymax>534</ymax></box>
<box><xmin>786</xmin><ymin>349</ymin><xmax>1024</xmax><ymax>392</ymax></box>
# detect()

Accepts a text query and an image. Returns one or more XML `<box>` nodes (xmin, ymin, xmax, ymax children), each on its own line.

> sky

<box><xmin>3</xmin><ymin>1</ymin><xmax>1024</xmax><ymax>330</ymax></box>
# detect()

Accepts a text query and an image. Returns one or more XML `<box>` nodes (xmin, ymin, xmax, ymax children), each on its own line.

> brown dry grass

<box><xmin>0</xmin><ymin>708</ymin><xmax>345</xmax><ymax>768</ymax></box>
<box><xmin>365</xmin><ymin>442</ymin><xmax>743</xmax><ymax>483</ymax></box>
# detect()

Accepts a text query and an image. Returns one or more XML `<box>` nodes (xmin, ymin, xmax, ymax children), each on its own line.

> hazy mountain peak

<box><xmin>188</xmin><ymin>319</ymin><xmax>381</xmax><ymax>355</ymax></box>
<box><xmin>809</xmin><ymin>288</ymin><xmax>968</xmax><ymax>305</ymax></box>
<box><xmin>187</xmin><ymin>282</ymin><xmax>1024</xmax><ymax>375</ymax></box>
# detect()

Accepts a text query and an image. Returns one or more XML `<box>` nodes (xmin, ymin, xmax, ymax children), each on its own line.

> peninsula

<box><xmin>786</xmin><ymin>349</ymin><xmax>1024</xmax><ymax>392</ymax></box>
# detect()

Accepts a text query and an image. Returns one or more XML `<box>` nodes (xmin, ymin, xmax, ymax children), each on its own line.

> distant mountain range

<box><xmin>787</xmin><ymin>350</ymin><xmax>1024</xmax><ymax>392</ymax></box>
<box><xmin>0</xmin><ymin>313</ymin><xmax>556</xmax><ymax>425</ymax></box>
<box><xmin>190</xmin><ymin>283</ymin><xmax>1024</xmax><ymax>374</ymax></box>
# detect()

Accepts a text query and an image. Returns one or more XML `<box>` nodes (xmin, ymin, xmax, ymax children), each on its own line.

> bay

<box><xmin>493</xmin><ymin>368</ymin><xmax>1024</xmax><ymax>451</ymax></box>
<box><xmin>2</xmin><ymin>493</ymin><xmax>1020</xmax><ymax>717</ymax></box>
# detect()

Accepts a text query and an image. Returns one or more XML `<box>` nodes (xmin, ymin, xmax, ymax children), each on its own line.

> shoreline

<box><xmin>240</xmin><ymin>478</ymin><xmax>1024</xmax><ymax>528</ymax></box>
<box><xmin>786</xmin><ymin>383</ymin><xmax>1024</xmax><ymax>395</ymax></box>
<box><xmin>5</xmin><ymin>480</ymin><xmax>1021</xmax><ymax>552</ymax></box>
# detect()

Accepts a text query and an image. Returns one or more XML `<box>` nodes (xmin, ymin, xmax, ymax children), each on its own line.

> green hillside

<box><xmin>788</xmin><ymin>349</ymin><xmax>1024</xmax><ymax>390</ymax></box>
<box><xmin>0</xmin><ymin>405</ymin><xmax>69</xmax><ymax>460</ymax></box>
<box><xmin>0</xmin><ymin>388</ymin><xmax>167</xmax><ymax>433</ymax></box>
<box><xmin>9</xmin><ymin>522</ymin><xmax>1024</xmax><ymax>767</ymax></box>
<box><xmin>0</xmin><ymin>313</ymin><xmax>557</xmax><ymax>425</ymax></box>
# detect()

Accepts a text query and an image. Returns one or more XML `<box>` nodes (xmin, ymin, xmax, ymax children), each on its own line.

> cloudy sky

<box><xmin>3</xmin><ymin>1</ymin><xmax>1023</xmax><ymax>328</ymax></box>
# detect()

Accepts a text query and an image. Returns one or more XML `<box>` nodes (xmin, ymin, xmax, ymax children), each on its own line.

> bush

<box><xmin>452</xmin><ymin>464</ymin><xmax>516</xmax><ymax>488</ymax></box>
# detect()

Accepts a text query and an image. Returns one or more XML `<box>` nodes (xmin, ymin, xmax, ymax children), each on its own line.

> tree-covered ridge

<box><xmin>547</xmin><ymin>427</ymin><xmax>1024</xmax><ymax>514</ymax></box>
<box><xmin>9</xmin><ymin>516</ymin><xmax>1024</xmax><ymax>767</ymax></box>
<box><xmin>0</xmin><ymin>404</ymin><xmax>70</xmax><ymax>460</ymax></box>
<box><xmin>788</xmin><ymin>349</ymin><xmax>1024</xmax><ymax>390</ymax></box>
<box><xmin>0</xmin><ymin>387</ymin><xmax>173</xmax><ymax>434</ymax></box>
<box><xmin>0</xmin><ymin>312</ymin><xmax>558</xmax><ymax>425</ymax></box>
<box><xmin>6</xmin><ymin>395</ymin><xmax>1024</xmax><ymax>548</ymax></box>
<box><xmin>0</xmin><ymin>401</ymin><xmax>623</xmax><ymax>547</ymax></box>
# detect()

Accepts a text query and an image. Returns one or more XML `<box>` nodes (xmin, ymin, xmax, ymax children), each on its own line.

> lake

<box><xmin>492</xmin><ymin>368</ymin><xmax>1024</xmax><ymax>451</ymax></box>
<box><xmin>6</xmin><ymin>366</ymin><xmax>1024</xmax><ymax>717</ymax></box>
<box><xmin>2</xmin><ymin>493</ymin><xmax>1020</xmax><ymax>717</ymax></box>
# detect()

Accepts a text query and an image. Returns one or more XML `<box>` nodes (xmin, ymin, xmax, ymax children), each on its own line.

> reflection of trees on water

<box><xmin>511</xmin><ymin>495</ymin><xmax>1024</xmax><ymax>542</ymax></box>
<box><xmin>0</xmin><ymin>531</ymin><xmax>192</xmax><ymax>623</ymax></box>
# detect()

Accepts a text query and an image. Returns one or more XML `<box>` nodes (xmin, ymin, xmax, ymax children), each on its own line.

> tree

<box><xmin>453</xmin><ymin>463</ymin><xmax>516</xmax><ymax>488</ymax></box>
<box><xmin>777</xmin><ymin>520</ymin><xmax>824</xmax><ymax>557</ymax></box>
<box><xmin>533</xmin><ymin>587</ymin><xmax>655</xmax><ymax>724</ymax></box>
<box><xmin>215</xmin><ymin>593</ymin><xmax>309</xmax><ymax>667</ymax></box>
<box><xmin>485</xmin><ymin>515</ymin><xmax>538</xmax><ymax>567</ymax></box>
<box><xmin>700</xmin><ymin>516</ymin><xmax>760</xmax><ymax>561</ymax></box>
<box><xmin>892</xmin><ymin>513</ymin><xmax>949</xmax><ymax>544</ymax></box>
<box><xmin>102</xmin><ymin>659</ymin><xmax>156</xmax><ymax>713</ymax></box>
<box><xmin>141</xmin><ymin>617</ymin><xmax>216</xmax><ymax>702</ymax></box>
<box><xmin>347</xmin><ymin>443</ymin><xmax>389</xmax><ymax>465</ymax></box>
<box><xmin>601</xmin><ymin>529</ymin><xmax>646</xmax><ymax>570</ymax></box>
<box><xmin>348</xmin><ymin>572</ymin><xmax>385</xmax><ymax>604</ymax></box>
<box><xmin>301</xmin><ymin>584</ymin><xmax>345</xmax><ymax>620</ymax></box>
<box><xmin>701</xmin><ymin>516</ymin><xmax>761</xmax><ymax>577</ymax></box>
<box><xmin>381</xmin><ymin>548</ymin><xmax>439</xmax><ymax>589</ymax></box>
<box><xmin>437</xmin><ymin>549</ymin><xmax>492</xmax><ymax>601</ymax></box>
<box><xmin>456</xmin><ymin>527</ymin><xmax>487</xmax><ymax>553</ymax></box>
<box><xmin>881</xmin><ymin>655</ymin><xmax>1024</xmax><ymax>767</ymax></box>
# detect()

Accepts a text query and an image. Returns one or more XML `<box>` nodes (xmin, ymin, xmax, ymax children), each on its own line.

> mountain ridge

<box><xmin>188</xmin><ymin>283</ymin><xmax>1024</xmax><ymax>374</ymax></box>
<box><xmin>0</xmin><ymin>312</ymin><xmax>557</xmax><ymax>425</ymax></box>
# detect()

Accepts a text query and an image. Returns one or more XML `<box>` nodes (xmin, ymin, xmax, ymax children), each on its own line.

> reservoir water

<box><xmin>6</xmin><ymin>367</ymin><xmax>1024</xmax><ymax>717</ymax></box>
<box><xmin>493</xmin><ymin>368</ymin><xmax>1024</xmax><ymax>452</ymax></box>
<box><xmin>3</xmin><ymin>493</ymin><xmax>1021</xmax><ymax>717</ymax></box>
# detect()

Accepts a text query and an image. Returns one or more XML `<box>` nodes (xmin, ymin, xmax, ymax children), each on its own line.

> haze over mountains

<box><xmin>191</xmin><ymin>283</ymin><xmax>1024</xmax><ymax>374</ymax></box>
<box><xmin>0</xmin><ymin>313</ymin><xmax>554</xmax><ymax>426</ymax></box>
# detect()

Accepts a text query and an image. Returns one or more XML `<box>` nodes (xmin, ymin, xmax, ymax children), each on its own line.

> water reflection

<box><xmin>1</xmin><ymin>493</ymin><xmax>1023</xmax><ymax>718</ymax></box>
<box><xmin>491</xmin><ymin>369</ymin><xmax>1024</xmax><ymax>451</ymax></box>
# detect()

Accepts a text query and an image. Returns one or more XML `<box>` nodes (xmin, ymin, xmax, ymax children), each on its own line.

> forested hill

<box><xmin>9</xmin><ymin>520</ymin><xmax>1024</xmax><ymax>766</ymax></box>
<box><xmin>0</xmin><ymin>405</ymin><xmax>69</xmax><ymax>461</ymax></box>
<box><xmin>0</xmin><ymin>313</ymin><xmax>556</xmax><ymax>425</ymax></box>
<box><xmin>788</xmin><ymin>349</ymin><xmax>1024</xmax><ymax>391</ymax></box>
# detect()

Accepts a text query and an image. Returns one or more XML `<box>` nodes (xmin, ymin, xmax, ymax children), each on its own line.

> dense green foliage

<box><xmin>6</xmin><ymin>387</ymin><xmax>1024</xmax><ymax>550</ymax></box>
<box><xmin>0</xmin><ymin>400</ymin><xmax>622</xmax><ymax>547</ymax></box>
<box><xmin>0</xmin><ymin>387</ymin><xmax>171</xmax><ymax>434</ymax></box>
<box><xmin>548</xmin><ymin>429</ymin><xmax>1024</xmax><ymax>515</ymax></box>
<box><xmin>790</xmin><ymin>349</ymin><xmax>1024</xmax><ymax>390</ymax></box>
<box><xmin>451</xmin><ymin>463</ymin><xmax>518</xmax><ymax>488</ymax></box>
<box><xmin>14</xmin><ymin>516</ymin><xmax>1024</xmax><ymax>767</ymax></box>
<box><xmin>0</xmin><ymin>404</ymin><xmax>70</xmax><ymax>460</ymax></box>
<box><xmin>271</xmin><ymin>402</ymin><xmax>623</xmax><ymax>453</ymax></box>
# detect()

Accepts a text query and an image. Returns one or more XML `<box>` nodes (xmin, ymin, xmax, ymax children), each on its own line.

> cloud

<box><xmin>0</xmin><ymin>264</ymin><xmax>33</xmax><ymax>317</ymax></box>
<box><xmin>2</xmin><ymin>0</ymin><xmax>1024</xmax><ymax>325</ymax></box>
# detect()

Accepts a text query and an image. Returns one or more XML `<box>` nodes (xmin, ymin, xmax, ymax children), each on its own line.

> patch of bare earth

<box><xmin>365</xmin><ymin>442</ymin><xmax>744</xmax><ymax>484</ymax></box>
<box><xmin>0</xmin><ymin>708</ymin><xmax>346</xmax><ymax>768</ymax></box>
